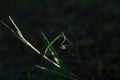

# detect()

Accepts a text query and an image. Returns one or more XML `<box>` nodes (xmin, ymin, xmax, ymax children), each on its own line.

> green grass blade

<box><xmin>43</xmin><ymin>33</ymin><xmax>61</xmax><ymax>56</ymax></box>
<box><xmin>1</xmin><ymin>16</ymin><xmax>41</xmax><ymax>54</ymax></box>
<box><xmin>8</xmin><ymin>16</ymin><xmax>41</xmax><ymax>54</ymax></box>
<box><xmin>36</xmin><ymin>65</ymin><xmax>77</xmax><ymax>80</ymax></box>
<box><xmin>0</xmin><ymin>19</ymin><xmax>19</xmax><ymax>38</ymax></box>
<box><xmin>8</xmin><ymin>16</ymin><xmax>23</xmax><ymax>37</ymax></box>
<box><xmin>41</xmin><ymin>32</ymin><xmax>65</xmax><ymax>67</ymax></box>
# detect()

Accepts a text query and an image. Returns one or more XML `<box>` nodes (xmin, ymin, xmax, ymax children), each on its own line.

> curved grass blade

<box><xmin>43</xmin><ymin>33</ymin><xmax>62</xmax><ymax>56</ymax></box>
<box><xmin>41</xmin><ymin>32</ymin><xmax>64</xmax><ymax>67</ymax></box>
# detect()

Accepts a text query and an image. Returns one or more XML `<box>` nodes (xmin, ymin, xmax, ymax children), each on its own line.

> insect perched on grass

<box><xmin>60</xmin><ymin>33</ymin><xmax>73</xmax><ymax>49</ymax></box>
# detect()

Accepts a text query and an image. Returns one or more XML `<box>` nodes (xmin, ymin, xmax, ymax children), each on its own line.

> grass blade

<box><xmin>36</xmin><ymin>65</ymin><xmax>77</xmax><ymax>80</ymax></box>
<box><xmin>8</xmin><ymin>16</ymin><xmax>41</xmax><ymax>54</ymax></box>
<box><xmin>41</xmin><ymin>32</ymin><xmax>65</xmax><ymax>67</ymax></box>
<box><xmin>43</xmin><ymin>33</ymin><xmax>61</xmax><ymax>56</ymax></box>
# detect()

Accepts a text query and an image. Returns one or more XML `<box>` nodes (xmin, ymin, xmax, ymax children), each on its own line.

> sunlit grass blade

<box><xmin>41</xmin><ymin>32</ymin><xmax>65</xmax><ymax>67</ymax></box>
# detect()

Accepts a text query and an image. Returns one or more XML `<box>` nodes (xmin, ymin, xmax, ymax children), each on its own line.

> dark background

<box><xmin>0</xmin><ymin>0</ymin><xmax>120</xmax><ymax>80</ymax></box>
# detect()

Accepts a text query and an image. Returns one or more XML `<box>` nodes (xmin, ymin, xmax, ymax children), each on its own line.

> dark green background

<box><xmin>0</xmin><ymin>0</ymin><xmax>120</xmax><ymax>80</ymax></box>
